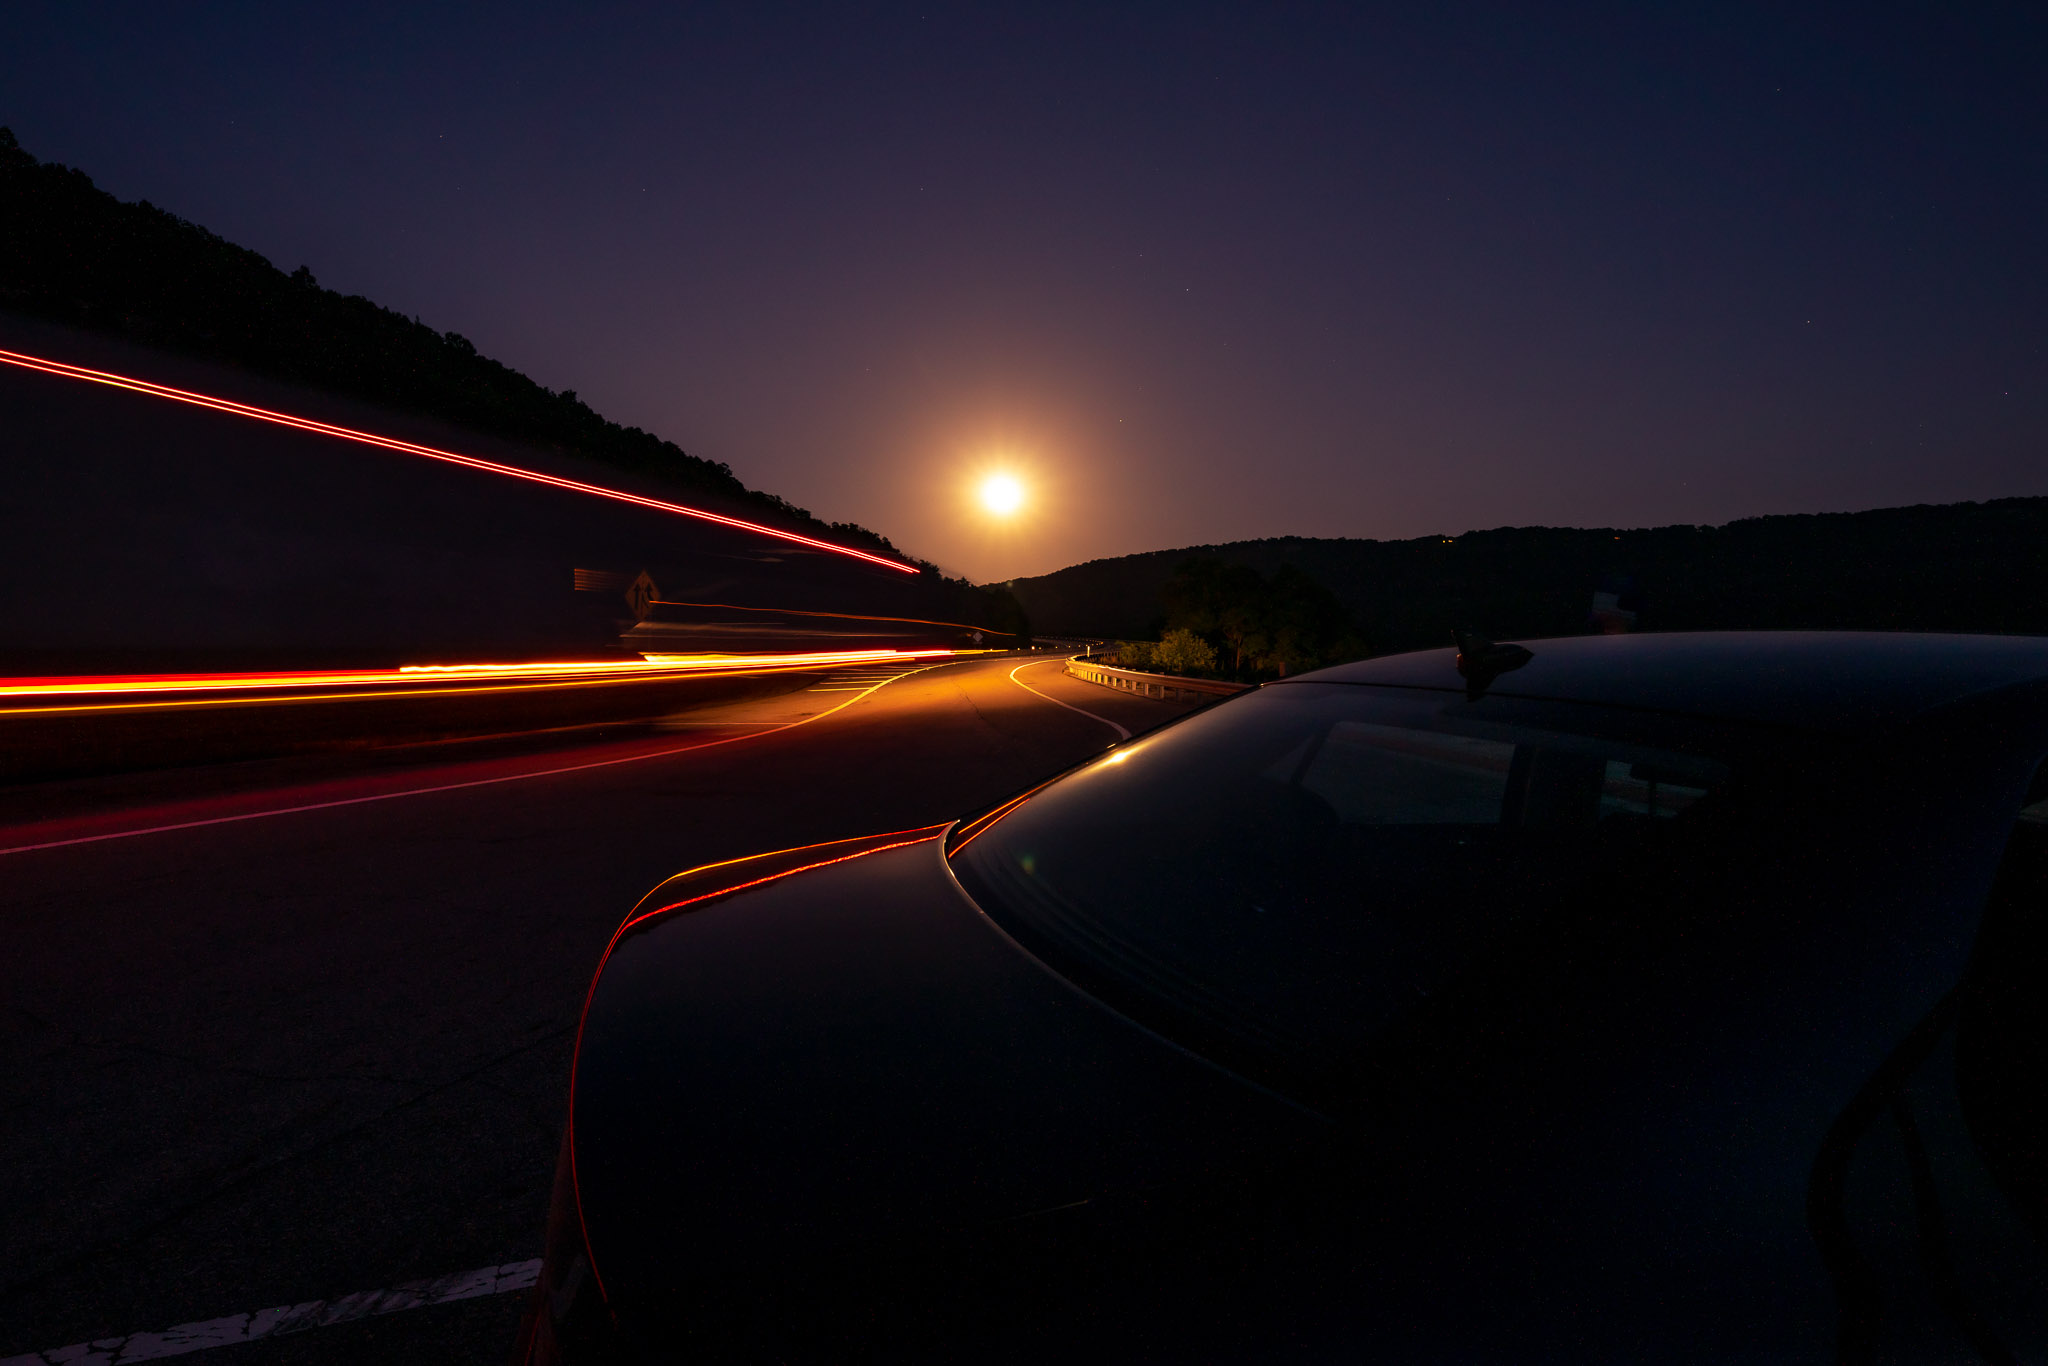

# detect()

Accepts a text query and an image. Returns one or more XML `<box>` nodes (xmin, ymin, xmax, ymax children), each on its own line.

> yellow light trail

<box><xmin>0</xmin><ymin>649</ymin><xmax>964</xmax><ymax>714</ymax></box>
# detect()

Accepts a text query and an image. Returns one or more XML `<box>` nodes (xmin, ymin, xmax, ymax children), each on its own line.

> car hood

<box><xmin>570</xmin><ymin>834</ymin><xmax>1328</xmax><ymax>1314</ymax></box>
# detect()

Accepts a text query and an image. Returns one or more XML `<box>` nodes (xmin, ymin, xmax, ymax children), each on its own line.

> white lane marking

<box><xmin>806</xmin><ymin>668</ymin><xmax>929</xmax><ymax>691</ymax></box>
<box><xmin>0</xmin><ymin>660</ymin><xmax>965</xmax><ymax>858</ymax></box>
<box><xmin>1007</xmin><ymin>660</ymin><xmax>1130</xmax><ymax>740</ymax></box>
<box><xmin>0</xmin><ymin>1259</ymin><xmax>541</xmax><ymax>1365</ymax></box>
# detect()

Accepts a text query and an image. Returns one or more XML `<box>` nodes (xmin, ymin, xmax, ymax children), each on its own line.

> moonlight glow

<box><xmin>978</xmin><ymin>473</ymin><xmax>1025</xmax><ymax>517</ymax></box>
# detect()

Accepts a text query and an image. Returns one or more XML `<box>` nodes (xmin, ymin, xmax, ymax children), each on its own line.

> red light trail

<box><xmin>0</xmin><ymin>649</ymin><xmax>960</xmax><ymax>714</ymax></box>
<box><xmin>0</xmin><ymin>347</ymin><xmax>919</xmax><ymax>574</ymax></box>
<box><xmin>0</xmin><ymin>655</ymin><xmax>971</xmax><ymax>858</ymax></box>
<box><xmin>630</xmin><ymin>826</ymin><xmax>952</xmax><ymax>929</ymax></box>
<box><xmin>945</xmin><ymin>774</ymin><xmax>1063</xmax><ymax>855</ymax></box>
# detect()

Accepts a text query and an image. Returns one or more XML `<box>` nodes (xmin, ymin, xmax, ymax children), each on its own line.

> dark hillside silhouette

<box><xmin>1006</xmin><ymin>498</ymin><xmax>2048</xmax><ymax>655</ymax></box>
<box><xmin>0</xmin><ymin>126</ymin><xmax>900</xmax><ymax>562</ymax></box>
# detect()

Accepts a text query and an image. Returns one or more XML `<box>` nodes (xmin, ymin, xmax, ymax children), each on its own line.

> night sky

<box><xmin>4</xmin><ymin>4</ymin><xmax>2043</xmax><ymax>582</ymax></box>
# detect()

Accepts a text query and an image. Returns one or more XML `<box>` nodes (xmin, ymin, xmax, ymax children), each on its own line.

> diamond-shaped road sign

<box><xmin>625</xmin><ymin>570</ymin><xmax>658</xmax><ymax>622</ymax></box>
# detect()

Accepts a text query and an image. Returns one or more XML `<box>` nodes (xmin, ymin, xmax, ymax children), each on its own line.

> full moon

<box><xmin>978</xmin><ymin>473</ymin><xmax>1025</xmax><ymax>517</ymax></box>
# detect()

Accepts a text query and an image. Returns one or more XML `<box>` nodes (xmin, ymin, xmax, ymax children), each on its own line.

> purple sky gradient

<box><xmin>4</xmin><ymin>3</ymin><xmax>2043</xmax><ymax>581</ymax></box>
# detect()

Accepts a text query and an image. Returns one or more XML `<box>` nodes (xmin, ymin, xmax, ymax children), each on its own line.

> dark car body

<box><xmin>521</xmin><ymin>633</ymin><xmax>2048</xmax><ymax>1363</ymax></box>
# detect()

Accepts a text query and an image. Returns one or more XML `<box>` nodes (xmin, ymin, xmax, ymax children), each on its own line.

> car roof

<box><xmin>1295</xmin><ymin>631</ymin><xmax>2048</xmax><ymax>731</ymax></box>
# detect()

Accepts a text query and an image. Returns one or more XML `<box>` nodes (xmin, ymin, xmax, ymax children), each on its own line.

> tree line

<box><xmin>1114</xmin><ymin>558</ymin><xmax>1368</xmax><ymax>680</ymax></box>
<box><xmin>1015</xmin><ymin>498</ymin><xmax>2048</xmax><ymax>660</ymax></box>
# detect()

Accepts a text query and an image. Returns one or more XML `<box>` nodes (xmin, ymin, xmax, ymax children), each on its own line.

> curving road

<box><xmin>0</xmin><ymin>655</ymin><xmax>1200</xmax><ymax>1364</ymax></box>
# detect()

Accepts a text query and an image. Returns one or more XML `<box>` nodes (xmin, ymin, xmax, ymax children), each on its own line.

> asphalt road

<box><xmin>0</xmin><ymin>654</ymin><xmax>1199</xmax><ymax>1364</ymax></box>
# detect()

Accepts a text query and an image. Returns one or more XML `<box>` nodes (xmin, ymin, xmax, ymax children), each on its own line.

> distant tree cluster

<box><xmin>1007</xmin><ymin>499</ymin><xmax>2048</xmax><ymax>657</ymax></box>
<box><xmin>1116</xmin><ymin>559</ymin><xmax>1367</xmax><ymax>679</ymax></box>
<box><xmin>1115</xmin><ymin>628</ymin><xmax>1217</xmax><ymax>675</ymax></box>
<box><xmin>0</xmin><ymin>126</ymin><xmax>907</xmax><ymax>563</ymax></box>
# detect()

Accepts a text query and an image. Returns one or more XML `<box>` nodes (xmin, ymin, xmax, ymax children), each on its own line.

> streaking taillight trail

<box><xmin>0</xmin><ymin>649</ymin><xmax>961</xmax><ymax>712</ymax></box>
<box><xmin>0</xmin><ymin>346</ymin><xmax>920</xmax><ymax>574</ymax></box>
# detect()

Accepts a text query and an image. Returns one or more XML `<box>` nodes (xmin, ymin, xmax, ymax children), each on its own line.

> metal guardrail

<box><xmin>1065</xmin><ymin>655</ymin><xmax>1253</xmax><ymax>701</ymax></box>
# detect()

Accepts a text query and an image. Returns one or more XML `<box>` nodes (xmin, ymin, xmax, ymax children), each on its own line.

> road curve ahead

<box><xmin>0</xmin><ymin>654</ymin><xmax>1197</xmax><ymax>1365</ymax></box>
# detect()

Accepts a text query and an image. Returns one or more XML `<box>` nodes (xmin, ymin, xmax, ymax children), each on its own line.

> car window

<box><xmin>1274</xmin><ymin>720</ymin><xmax>1721</xmax><ymax>828</ymax></box>
<box><xmin>1281</xmin><ymin>723</ymin><xmax>1512</xmax><ymax>824</ymax></box>
<box><xmin>952</xmin><ymin>681</ymin><xmax>1755</xmax><ymax>1096</ymax></box>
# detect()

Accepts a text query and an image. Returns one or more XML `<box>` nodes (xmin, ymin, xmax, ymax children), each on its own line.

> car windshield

<box><xmin>952</xmin><ymin>681</ymin><xmax>1796</xmax><ymax>1101</ymax></box>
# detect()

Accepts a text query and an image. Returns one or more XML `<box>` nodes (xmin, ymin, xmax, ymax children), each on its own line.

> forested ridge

<box><xmin>1009</xmin><ymin>498</ymin><xmax>2048</xmax><ymax>657</ymax></box>
<box><xmin>0</xmin><ymin>126</ymin><xmax>905</xmax><ymax>562</ymax></box>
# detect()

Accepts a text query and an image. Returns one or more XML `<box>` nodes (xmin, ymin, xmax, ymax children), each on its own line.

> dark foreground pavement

<box><xmin>0</xmin><ymin>655</ymin><xmax>1196</xmax><ymax>1364</ymax></box>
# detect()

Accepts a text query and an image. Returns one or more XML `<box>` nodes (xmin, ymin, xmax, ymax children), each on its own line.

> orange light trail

<box><xmin>945</xmin><ymin>774</ymin><xmax>1064</xmax><ymax>856</ymax></box>
<box><xmin>0</xmin><ymin>649</ymin><xmax>958</xmax><ymax>713</ymax></box>
<box><xmin>0</xmin><ymin>347</ymin><xmax>919</xmax><ymax>574</ymax></box>
<box><xmin>632</xmin><ymin>825</ymin><xmax>954</xmax><ymax>926</ymax></box>
<box><xmin>0</xmin><ymin>653</ymin><xmax>971</xmax><ymax>859</ymax></box>
<box><xmin>630</xmin><ymin>835</ymin><xmax>948</xmax><ymax>924</ymax></box>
